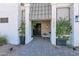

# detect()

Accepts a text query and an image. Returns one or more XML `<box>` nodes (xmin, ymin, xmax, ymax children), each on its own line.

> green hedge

<box><xmin>0</xmin><ymin>36</ymin><xmax>7</xmax><ymax>46</ymax></box>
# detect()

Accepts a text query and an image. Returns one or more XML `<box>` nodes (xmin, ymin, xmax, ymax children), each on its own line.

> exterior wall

<box><xmin>72</xmin><ymin>4</ymin><xmax>79</xmax><ymax>47</ymax></box>
<box><xmin>56</xmin><ymin>7</ymin><xmax>70</xmax><ymax>20</ymax></box>
<box><xmin>18</xmin><ymin>4</ymin><xmax>22</xmax><ymax>29</ymax></box>
<box><xmin>69</xmin><ymin>3</ymin><xmax>79</xmax><ymax>47</ymax></box>
<box><xmin>51</xmin><ymin>4</ymin><xmax>56</xmax><ymax>45</ymax></box>
<box><xmin>25</xmin><ymin>4</ymin><xmax>33</xmax><ymax>44</ymax></box>
<box><xmin>41</xmin><ymin>20</ymin><xmax>51</xmax><ymax>37</ymax></box>
<box><xmin>69</xmin><ymin>4</ymin><xmax>74</xmax><ymax>45</ymax></box>
<box><xmin>56</xmin><ymin>4</ymin><xmax>71</xmax><ymax>8</ymax></box>
<box><xmin>0</xmin><ymin>3</ymin><xmax>19</xmax><ymax>45</ymax></box>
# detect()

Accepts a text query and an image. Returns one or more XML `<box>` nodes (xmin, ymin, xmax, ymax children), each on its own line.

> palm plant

<box><xmin>19</xmin><ymin>20</ymin><xmax>25</xmax><ymax>36</ymax></box>
<box><xmin>56</xmin><ymin>18</ymin><xmax>72</xmax><ymax>39</ymax></box>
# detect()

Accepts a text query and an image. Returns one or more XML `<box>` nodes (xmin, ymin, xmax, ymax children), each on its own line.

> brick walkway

<box><xmin>8</xmin><ymin>37</ymin><xmax>79</xmax><ymax>56</ymax></box>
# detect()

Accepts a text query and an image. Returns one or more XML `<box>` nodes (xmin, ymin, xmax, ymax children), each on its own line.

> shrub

<box><xmin>19</xmin><ymin>20</ymin><xmax>25</xmax><ymax>36</ymax></box>
<box><xmin>0</xmin><ymin>36</ymin><xmax>7</xmax><ymax>46</ymax></box>
<box><xmin>56</xmin><ymin>18</ymin><xmax>72</xmax><ymax>39</ymax></box>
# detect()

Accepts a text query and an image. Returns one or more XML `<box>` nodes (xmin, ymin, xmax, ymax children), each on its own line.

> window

<box><xmin>0</xmin><ymin>18</ymin><xmax>8</xmax><ymax>23</ymax></box>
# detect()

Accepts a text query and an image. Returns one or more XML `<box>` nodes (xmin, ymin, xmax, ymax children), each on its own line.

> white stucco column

<box><xmin>25</xmin><ymin>4</ymin><xmax>33</xmax><ymax>44</ymax></box>
<box><xmin>71</xmin><ymin>3</ymin><xmax>79</xmax><ymax>47</ymax></box>
<box><xmin>51</xmin><ymin>4</ymin><xmax>56</xmax><ymax>45</ymax></box>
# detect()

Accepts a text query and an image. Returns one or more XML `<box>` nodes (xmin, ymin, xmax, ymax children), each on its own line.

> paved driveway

<box><xmin>7</xmin><ymin>37</ymin><xmax>79</xmax><ymax>56</ymax></box>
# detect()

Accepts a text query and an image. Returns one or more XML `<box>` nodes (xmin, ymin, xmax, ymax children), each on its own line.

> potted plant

<box><xmin>56</xmin><ymin>18</ymin><xmax>72</xmax><ymax>46</ymax></box>
<box><xmin>19</xmin><ymin>20</ymin><xmax>25</xmax><ymax>45</ymax></box>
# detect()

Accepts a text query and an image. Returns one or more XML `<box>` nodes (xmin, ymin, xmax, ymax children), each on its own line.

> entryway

<box><xmin>32</xmin><ymin>20</ymin><xmax>51</xmax><ymax>38</ymax></box>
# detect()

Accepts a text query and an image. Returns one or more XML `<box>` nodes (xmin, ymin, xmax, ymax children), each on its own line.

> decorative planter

<box><xmin>56</xmin><ymin>38</ymin><xmax>67</xmax><ymax>46</ymax></box>
<box><xmin>19</xmin><ymin>36</ymin><xmax>25</xmax><ymax>45</ymax></box>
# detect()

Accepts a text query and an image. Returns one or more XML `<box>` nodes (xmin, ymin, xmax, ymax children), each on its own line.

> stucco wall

<box><xmin>56</xmin><ymin>7</ymin><xmax>70</xmax><ymax>20</ymax></box>
<box><xmin>70</xmin><ymin>4</ymin><xmax>79</xmax><ymax>47</ymax></box>
<box><xmin>69</xmin><ymin>4</ymin><xmax>74</xmax><ymax>45</ymax></box>
<box><xmin>73</xmin><ymin>4</ymin><xmax>79</xmax><ymax>46</ymax></box>
<box><xmin>56</xmin><ymin>3</ymin><xmax>71</xmax><ymax>8</ymax></box>
<box><xmin>0</xmin><ymin>3</ymin><xmax>19</xmax><ymax>45</ymax></box>
<box><xmin>41</xmin><ymin>20</ymin><xmax>51</xmax><ymax>37</ymax></box>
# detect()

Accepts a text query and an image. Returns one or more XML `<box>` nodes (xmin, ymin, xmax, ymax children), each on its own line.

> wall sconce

<box><xmin>75</xmin><ymin>15</ymin><xmax>79</xmax><ymax>22</ymax></box>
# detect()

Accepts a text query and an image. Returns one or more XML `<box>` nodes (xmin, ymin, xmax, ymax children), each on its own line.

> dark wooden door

<box><xmin>36</xmin><ymin>23</ymin><xmax>41</xmax><ymax>36</ymax></box>
<box><xmin>33</xmin><ymin>23</ymin><xmax>41</xmax><ymax>36</ymax></box>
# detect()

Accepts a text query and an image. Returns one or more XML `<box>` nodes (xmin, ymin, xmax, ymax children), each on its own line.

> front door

<box><xmin>33</xmin><ymin>23</ymin><xmax>41</xmax><ymax>36</ymax></box>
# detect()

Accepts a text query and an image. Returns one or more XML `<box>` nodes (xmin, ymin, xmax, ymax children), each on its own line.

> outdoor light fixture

<box><xmin>75</xmin><ymin>15</ymin><xmax>79</xmax><ymax>22</ymax></box>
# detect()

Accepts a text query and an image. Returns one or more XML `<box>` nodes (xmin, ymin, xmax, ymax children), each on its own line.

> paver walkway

<box><xmin>8</xmin><ymin>37</ymin><xmax>79</xmax><ymax>56</ymax></box>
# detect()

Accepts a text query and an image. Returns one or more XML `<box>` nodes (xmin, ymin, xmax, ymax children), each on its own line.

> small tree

<box><xmin>56</xmin><ymin>18</ymin><xmax>72</xmax><ymax>38</ymax></box>
<box><xmin>19</xmin><ymin>20</ymin><xmax>25</xmax><ymax>36</ymax></box>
